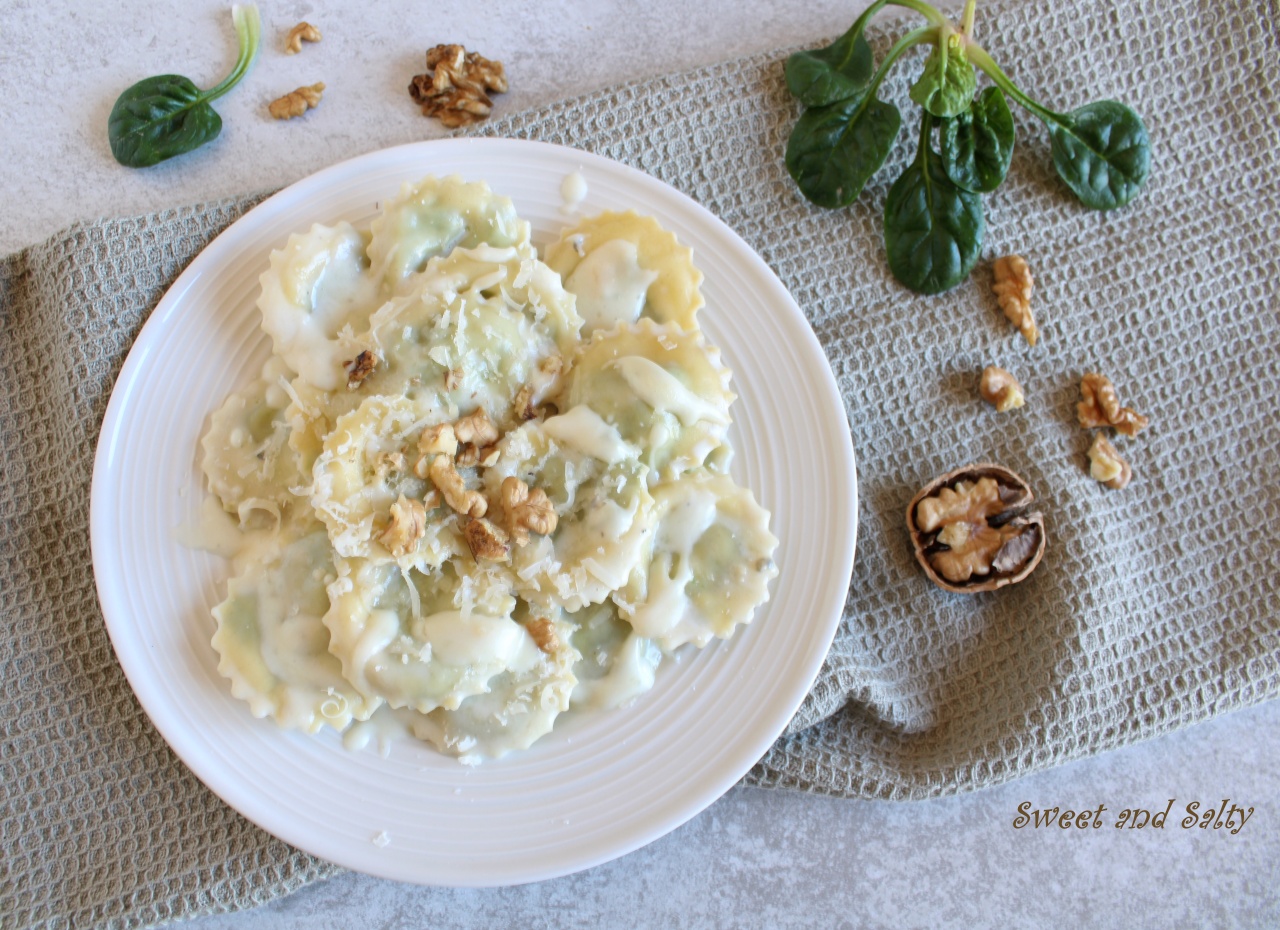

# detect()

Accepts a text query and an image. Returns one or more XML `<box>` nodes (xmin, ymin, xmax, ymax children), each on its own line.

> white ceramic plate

<box><xmin>90</xmin><ymin>138</ymin><xmax>857</xmax><ymax>886</ymax></box>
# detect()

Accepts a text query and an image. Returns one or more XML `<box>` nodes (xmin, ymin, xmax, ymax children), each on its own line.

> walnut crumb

<box><xmin>464</xmin><ymin>517</ymin><xmax>510</xmax><ymax>561</ymax></box>
<box><xmin>378</xmin><ymin>494</ymin><xmax>426</xmax><ymax>557</ymax></box>
<box><xmin>501</xmin><ymin>476</ymin><xmax>558</xmax><ymax>547</ymax></box>
<box><xmin>992</xmin><ymin>255</ymin><xmax>1038</xmax><ymax>346</ymax></box>
<box><xmin>979</xmin><ymin>366</ymin><xmax>1025</xmax><ymax>412</ymax></box>
<box><xmin>524</xmin><ymin>616</ymin><xmax>557</xmax><ymax>654</ymax></box>
<box><xmin>284</xmin><ymin>22</ymin><xmax>321</xmax><ymax>54</ymax></box>
<box><xmin>269</xmin><ymin>82</ymin><xmax>325</xmax><ymax>120</ymax></box>
<box><xmin>409</xmin><ymin>44</ymin><xmax>507</xmax><ymax>128</ymax></box>
<box><xmin>1087</xmin><ymin>434</ymin><xmax>1132</xmax><ymax>490</ymax></box>
<box><xmin>444</xmin><ymin>368</ymin><xmax>463</xmax><ymax>391</ymax></box>
<box><xmin>428</xmin><ymin>455</ymin><xmax>487</xmax><ymax>517</ymax></box>
<box><xmin>1078</xmin><ymin>372</ymin><xmax>1149</xmax><ymax>436</ymax></box>
<box><xmin>344</xmin><ymin>350</ymin><xmax>376</xmax><ymax>389</ymax></box>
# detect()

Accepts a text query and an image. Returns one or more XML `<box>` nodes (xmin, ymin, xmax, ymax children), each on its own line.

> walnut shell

<box><xmin>906</xmin><ymin>463</ymin><xmax>1046</xmax><ymax>594</ymax></box>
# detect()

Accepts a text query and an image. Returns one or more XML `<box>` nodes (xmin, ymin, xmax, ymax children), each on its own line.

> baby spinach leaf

<box><xmin>939</xmin><ymin>86</ymin><xmax>1014</xmax><ymax>193</ymax></box>
<box><xmin>884</xmin><ymin>121</ymin><xmax>985</xmax><ymax>294</ymax></box>
<box><xmin>108</xmin><ymin>76</ymin><xmax>224</xmax><ymax>168</ymax></box>
<box><xmin>786</xmin><ymin>92</ymin><xmax>902</xmax><ymax>208</ymax></box>
<box><xmin>908</xmin><ymin>27</ymin><xmax>977</xmax><ymax>118</ymax></box>
<box><xmin>1047</xmin><ymin>100</ymin><xmax>1150</xmax><ymax>210</ymax></box>
<box><xmin>107</xmin><ymin>4</ymin><xmax>260</xmax><ymax>168</ymax></box>
<box><xmin>785</xmin><ymin>27</ymin><xmax>874</xmax><ymax>108</ymax></box>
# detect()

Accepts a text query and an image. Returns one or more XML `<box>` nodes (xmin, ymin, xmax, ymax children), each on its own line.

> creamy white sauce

<box><xmin>542</xmin><ymin>405</ymin><xmax>636</xmax><ymax>464</ymax></box>
<box><xmin>608</xmin><ymin>355</ymin><xmax>731</xmax><ymax>427</ymax></box>
<box><xmin>564</xmin><ymin>239</ymin><xmax>657</xmax><ymax>333</ymax></box>
<box><xmin>173</xmin><ymin>495</ymin><xmax>248</xmax><ymax>558</ymax></box>
<box><xmin>413</xmin><ymin>611</ymin><xmax>529</xmax><ymax>668</ymax></box>
<box><xmin>560</xmin><ymin>170</ymin><xmax>588</xmax><ymax>213</ymax></box>
<box><xmin>572</xmin><ymin>632</ymin><xmax>660</xmax><ymax>710</ymax></box>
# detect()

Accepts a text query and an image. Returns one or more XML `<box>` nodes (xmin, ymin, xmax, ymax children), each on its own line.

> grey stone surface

<box><xmin>3</xmin><ymin>1</ymin><xmax>1277</xmax><ymax>927</ymax></box>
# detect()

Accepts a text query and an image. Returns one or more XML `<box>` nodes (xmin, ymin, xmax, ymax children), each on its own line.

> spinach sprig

<box><xmin>108</xmin><ymin>4</ymin><xmax>261</xmax><ymax>168</ymax></box>
<box><xmin>784</xmin><ymin>0</ymin><xmax>1150</xmax><ymax>294</ymax></box>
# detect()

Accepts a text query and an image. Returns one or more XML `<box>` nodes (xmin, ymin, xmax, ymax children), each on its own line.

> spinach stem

<box><xmin>867</xmin><ymin>26</ymin><xmax>936</xmax><ymax>98</ymax></box>
<box><xmin>204</xmin><ymin>4</ymin><xmax>261</xmax><ymax>102</ymax></box>
<box><xmin>961</xmin><ymin>0</ymin><xmax>977</xmax><ymax>36</ymax></box>
<box><xmin>967</xmin><ymin>43</ymin><xmax>1062</xmax><ymax>125</ymax></box>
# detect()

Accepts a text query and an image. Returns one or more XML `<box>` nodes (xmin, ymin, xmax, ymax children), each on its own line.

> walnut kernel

<box><xmin>409</xmin><ymin>45</ymin><xmax>508</xmax><ymax>128</ymax></box>
<box><xmin>992</xmin><ymin>255</ymin><xmax>1038</xmax><ymax>346</ymax></box>
<box><xmin>427</xmin><ymin>455</ymin><xmax>487</xmax><ymax>518</ymax></box>
<box><xmin>1078</xmin><ymin>372</ymin><xmax>1149</xmax><ymax>436</ymax></box>
<box><xmin>908</xmin><ymin>464</ymin><xmax>1046</xmax><ymax>594</ymax></box>
<box><xmin>269</xmin><ymin>82</ymin><xmax>325</xmax><ymax>120</ymax></box>
<box><xmin>418</xmin><ymin>423</ymin><xmax>458</xmax><ymax>457</ymax></box>
<box><xmin>979</xmin><ymin>366</ymin><xmax>1026</xmax><ymax>412</ymax></box>
<box><xmin>453</xmin><ymin>408</ymin><xmax>499</xmax><ymax>448</ymax></box>
<box><xmin>524</xmin><ymin>616</ymin><xmax>557</xmax><ymax>654</ymax></box>
<box><xmin>500</xmin><ymin>476</ymin><xmax>558</xmax><ymax>547</ymax></box>
<box><xmin>284</xmin><ymin>22</ymin><xmax>321</xmax><ymax>54</ymax></box>
<box><xmin>464</xmin><ymin>517</ymin><xmax>510</xmax><ymax>561</ymax></box>
<box><xmin>344</xmin><ymin>350</ymin><xmax>376</xmax><ymax>389</ymax></box>
<box><xmin>1087</xmin><ymin>434</ymin><xmax>1132</xmax><ymax>490</ymax></box>
<box><xmin>378</xmin><ymin>494</ymin><xmax>427</xmax><ymax>557</ymax></box>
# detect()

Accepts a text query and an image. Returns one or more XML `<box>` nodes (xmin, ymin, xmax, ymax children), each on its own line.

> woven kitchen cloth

<box><xmin>2</xmin><ymin>0</ymin><xmax>1278</xmax><ymax>926</ymax></box>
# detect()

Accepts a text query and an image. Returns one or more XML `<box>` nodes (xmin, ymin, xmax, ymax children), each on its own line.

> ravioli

<box><xmin>411</xmin><ymin>609</ymin><xmax>579</xmax><ymax>763</ymax></box>
<box><xmin>211</xmin><ymin>525</ymin><xmax>377</xmax><ymax>732</ymax></box>
<box><xmin>257</xmin><ymin>222</ymin><xmax>381</xmax><ymax>392</ymax></box>
<box><xmin>545</xmin><ymin>211</ymin><xmax>704</xmax><ymax>333</ymax></box>
<box><xmin>618</xmin><ymin>472</ymin><xmax>779</xmax><ymax>650</ymax></box>
<box><xmin>484</xmin><ymin>414</ymin><xmax>656</xmax><ymax>611</ymax></box>
<box><xmin>323</xmin><ymin>556</ymin><xmax>528</xmax><ymax>713</ymax></box>
<box><xmin>367</xmin><ymin>175</ymin><xmax>530</xmax><ymax>295</ymax></box>
<box><xmin>568</xmin><ymin>602</ymin><xmax>661</xmax><ymax>711</ymax></box>
<box><xmin>309</xmin><ymin>396</ymin><xmax>459</xmax><ymax>567</ymax></box>
<box><xmin>558</xmin><ymin>319</ymin><xmax>734</xmax><ymax>482</ymax></box>
<box><xmin>201</xmin><ymin>356</ymin><xmax>303</xmax><ymax>523</ymax></box>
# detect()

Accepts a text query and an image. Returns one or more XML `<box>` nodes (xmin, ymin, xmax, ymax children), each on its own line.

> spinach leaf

<box><xmin>786</xmin><ymin>93</ymin><xmax>902</xmax><ymax>208</ymax></box>
<box><xmin>1047</xmin><ymin>100</ymin><xmax>1150</xmax><ymax>210</ymax></box>
<box><xmin>108</xmin><ymin>4</ymin><xmax>261</xmax><ymax>168</ymax></box>
<box><xmin>884</xmin><ymin>116</ymin><xmax>985</xmax><ymax>294</ymax></box>
<box><xmin>785</xmin><ymin>26</ymin><xmax>874</xmax><ymax>107</ymax></box>
<box><xmin>939</xmin><ymin>86</ymin><xmax>1015</xmax><ymax>193</ymax></box>
<box><xmin>908</xmin><ymin>27</ymin><xmax>977</xmax><ymax>119</ymax></box>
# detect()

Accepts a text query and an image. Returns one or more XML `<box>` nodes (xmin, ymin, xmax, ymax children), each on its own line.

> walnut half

<box><xmin>907</xmin><ymin>464</ymin><xmax>1046</xmax><ymax>594</ymax></box>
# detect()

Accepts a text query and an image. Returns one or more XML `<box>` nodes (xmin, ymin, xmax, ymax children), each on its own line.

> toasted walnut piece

<box><xmin>524</xmin><ymin>616</ymin><xmax>557</xmax><ymax>654</ymax></box>
<box><xmin>513</xmin><ymin>354</ymin><xmax>564</xmax><ymax>420</ymax></box>
<box><xmin>418</xmin><ymin>423</ymin><xmax>458</xmax><ymax>457</ymax></box>
<box><xmin>454</xmin><ymin>408</ymin><xmax>499</xmax><ymax>447</ymax></box>
<box><xmin>423</xmin><ymin>489</ymin><xmax>442</xmax><ymax>511</ymax></box>
<box><xmin>444</xmin><ymin>368</ymin><xmax>463</xmax><ymax>391</ymax></box>
<box><xmin>455</xmin><ymin>445</ymin><xmax>479</xmax><ymax>468</ymax></box>
<box><xmin>464</xmin><ymin>517</ymin><xmax>510</xmax><ymax>562</ymax></box>
<box><xmin>378</xmin><ymin>494</ymin><xmax>427</xmax><ymax>557</ymax></box>
<box><xmin>907</xmin><ymin>464</ymin><xmax>1046</xmax><ymax>594</ymax></box>
<box><xmin>1087</xmin><ymin>434</ymin><xmax>1132</xmax><ymax>490</ymax></box>
<box><xmin>269</xmin><ymin>82</ymin><xmax>325</xmax><ymax>120</ymax></box>
<box><xmin>500</xmin><ymin>476</ymin><xmax>558</xmax><ymax>547</ymax></box>
<box><xmin>1078</xmin><ymin>372</ymin><xmax>1150</xmax><ymax>436</ymax></box>
<box><xmin>344</xmin><ymin>350</ymin><xmax>376</xmax><ymax>389</ymax></box>
<box><xmin>284</xmin><ymin>21</ymin><xmax>321</xmax><ymax>54</ymax></box>
<box><xmin>381</xmin><ymin>451</ymin><xmax>406</xmax><ymax>473</ymax></box>
<box><xmin>409</xmin><ymin>44</ymin><xmax>507</xmax><ymax>127</ymax></box>
<box><xmin>992</xmin><ymin>255</ymin><xmax>1038</xmax><ymax>346</ymax></box>
<box><xmin>478</xmin><ymin>444</ymin><xmax>501</xmax><ymax>468</ymax></box>
<box><xmin>979</xmin><ymin>366</ymin><xmax>1026</xmax><ymax>413</ymax></box>
<box><xmin>428</xmin><ymin>455</ymin><xmax>487</xmax><ymax>518</ymax></box>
